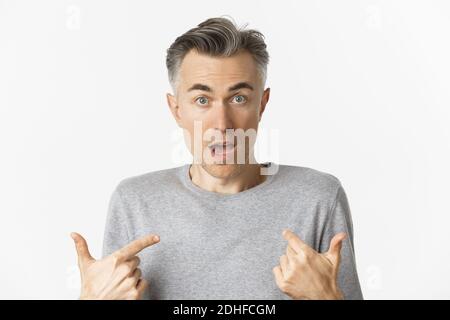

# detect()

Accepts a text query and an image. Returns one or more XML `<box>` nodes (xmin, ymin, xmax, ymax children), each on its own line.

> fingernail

<box><xmin>153</xmin><ymin>235</ymin><xmax>160</xmax><ymax>242</ymax></box>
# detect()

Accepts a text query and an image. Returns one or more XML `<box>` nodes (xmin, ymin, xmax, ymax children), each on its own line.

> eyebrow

<box><xmin>187</xmin><ymin>82</ymin><xmax>254</xmax><ymax>93</ymax></box>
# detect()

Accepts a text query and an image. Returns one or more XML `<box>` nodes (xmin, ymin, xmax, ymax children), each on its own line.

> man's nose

<box><xmin>210</xmin><ymin>102</ymin><xmax>234</xmax><ymax>133</ymax></box>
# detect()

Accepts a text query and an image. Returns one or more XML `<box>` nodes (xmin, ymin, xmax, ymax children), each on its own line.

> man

<box><xmin>71</xmin><ymin>17</ymin><xmax>363</xmax><ymax>300</ymax></box>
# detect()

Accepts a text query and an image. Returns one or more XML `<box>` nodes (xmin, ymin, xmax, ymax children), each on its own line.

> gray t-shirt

<box><xmin>102</xmin><ymin>163</ymin><xmax>363</xmax><ymax>300</ymax></box>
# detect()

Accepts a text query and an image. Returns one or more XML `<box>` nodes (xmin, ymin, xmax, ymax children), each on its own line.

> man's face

<box><xmin>167</xmin><ymin>49</ymin><xmax>270</xmax><ymax>179</ymax></box>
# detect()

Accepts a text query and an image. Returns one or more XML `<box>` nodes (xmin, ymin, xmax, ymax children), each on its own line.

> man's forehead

<box><xmin>178</xmin><ymin>50</ymin><xmax>259</xmax><ymax>90</ymax></box>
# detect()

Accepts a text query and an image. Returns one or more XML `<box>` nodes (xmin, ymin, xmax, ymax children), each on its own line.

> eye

<box><xmin>195</xmin><ymin>96</ymin><xmax>209</xmax><ymax>106</ymax></box>
<box><xmin>231</xmin><ymin>95</ymin><xmax>247</xmax><ymax>104</ymax></box>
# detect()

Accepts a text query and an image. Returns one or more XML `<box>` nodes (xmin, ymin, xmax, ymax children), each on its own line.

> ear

<box><xmin>166</xmin><ymin>93</ymin><xmax>182</xmax><ymax>128</ymax></box>
<box><xmin>258</xmin><ymin>87</ymin><xmax>270</xmax><ymax>121</ymax></box>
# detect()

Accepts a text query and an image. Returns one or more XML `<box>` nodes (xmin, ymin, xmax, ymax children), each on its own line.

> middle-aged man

<box><xmin>71</xmin><ymin>17</ymin><xmax>363</xmax><ymax>300</ymax></box>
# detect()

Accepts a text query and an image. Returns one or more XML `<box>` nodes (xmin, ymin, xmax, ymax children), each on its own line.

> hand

<box><xmin>273</xmin><ymin>229</ymin><xmax>346</xmax><ymax>300</ymax></box>
<box><xmin>70</xmin><ymin>232</ymin><xmax>160</xmax><ymax>300</ymax></box>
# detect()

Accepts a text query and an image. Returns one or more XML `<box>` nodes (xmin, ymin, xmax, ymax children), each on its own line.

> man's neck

<box><xmin>189</xmin><ymin>163</ymin><xmax>267</xmax><ymax>195</ymax></box>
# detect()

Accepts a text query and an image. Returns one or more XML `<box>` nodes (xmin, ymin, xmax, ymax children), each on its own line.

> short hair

<box><xmin>166</xmin><ymin>16</ymin><xmax>269</xmax><ymax>92</ymax></box>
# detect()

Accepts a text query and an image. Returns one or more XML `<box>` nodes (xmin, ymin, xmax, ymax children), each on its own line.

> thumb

<box><xmin>70</xmin><ymin>232</ymin><xmax>95</xmax><ymax>268</ymax></box>
<box><xmin>325</xmin><ymin>232</ymin><xmax>347</xmax><ymax>266</ymax></box>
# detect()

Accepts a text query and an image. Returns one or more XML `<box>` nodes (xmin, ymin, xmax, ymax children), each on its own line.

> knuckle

<box><xmin>293</xmin><ymin>254</ymin><xmax>304</xmax><ymax>265</ymax></box>
<box><xmin>279</xmin><ymin>281</ymin><xmax>290</xmax><ymax>292</ymax></box>
<box><xmin>130</xmin><ymin>258</ymin><xmax>138</xmax><ymax>267</ymax></box>
<box><xmin>124</xmin><ymin>263</ymin><xmax>133</xmax><ymax>273</ymax></box>
<box><xmin>110</xmin><ymin>254</ymin><xmax>121</xmax><ymax>266</ymax></box>
<box><xmin>284</xmin><ymin>268</ymin><xmax>293</xmax><ymax>279</ymax></box>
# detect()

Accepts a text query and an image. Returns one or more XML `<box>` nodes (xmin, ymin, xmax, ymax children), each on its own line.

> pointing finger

<box><xmin>286</xmin><ymin>245</ymin><xmax>296</xmax><ymax>260</ymax></box>
<box><xmin>114</xmin><ymin>234</ymin><xmax>160</xmax><ymax>260</ymax></box>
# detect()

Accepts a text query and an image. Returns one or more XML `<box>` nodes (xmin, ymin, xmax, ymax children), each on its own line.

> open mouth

<box><xmin>208</xmin><ymin>142</ymin><xmax>235</xmax><ymax>158</ymax></box>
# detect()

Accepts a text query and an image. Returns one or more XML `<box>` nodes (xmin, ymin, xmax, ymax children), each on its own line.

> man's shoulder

<box><xmin>277</xmin><ymin>164</ymin><xmax>343</xmax><ymax>196</ymax></box>
<box><xmin>114</xmin><ymin>165</ymin><xmax>185</xmax><ymax>197</ymax></box>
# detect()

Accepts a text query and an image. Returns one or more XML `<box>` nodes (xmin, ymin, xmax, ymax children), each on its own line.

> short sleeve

<box><xmin>319</xmin><ymin>184</ymin><xmax>364</xmax><ymax>300</ymax></box>
<box><xmin>101</xmin><ymin>185</ymin><xmax>132</xmax><ymax>258</ymax></box>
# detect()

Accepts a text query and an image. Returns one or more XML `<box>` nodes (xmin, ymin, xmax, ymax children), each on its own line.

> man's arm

<box><xmin>70</xmin><ymin>183</ymin><xmax>159</xmax><ymax>300</ymax></box>
<box><xmin>272</xmin><ymin>182</ymin><xmax>363</xmax><ymax>300</ymax></box>
<box><xmin>319</xmin><ymin>184</ymin><xmax>364</xmax><ymax>300</ymax></box>
<box><xmin>102</xmin><ymin>183</ymin><xmax>132</xmax><ymax>258</ymax></box>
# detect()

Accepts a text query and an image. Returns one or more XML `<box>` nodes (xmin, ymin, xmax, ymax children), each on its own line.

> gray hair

<box><xmin>166</xmin><ymin>16</ymin><xmax>269</xmax><ymax>92</ymax></box>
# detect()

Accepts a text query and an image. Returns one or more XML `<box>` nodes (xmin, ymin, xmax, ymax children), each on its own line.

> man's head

<box><xmin>166</xmin><ymin>17</ymin><xmax>270</xmax><ymax>179</ymax></box>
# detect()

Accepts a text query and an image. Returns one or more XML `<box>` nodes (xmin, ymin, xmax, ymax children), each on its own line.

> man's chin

<box><xmin>201</xmin><ymin>163</ymin><xmax>244</xmax><ymax>179</ymax></box>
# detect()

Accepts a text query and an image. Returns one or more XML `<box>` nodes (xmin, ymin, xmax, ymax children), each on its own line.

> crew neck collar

<box><xmin>180</xmin><ymin>162</ymin><xmax>277</xmax><ymax>201</ymax></box>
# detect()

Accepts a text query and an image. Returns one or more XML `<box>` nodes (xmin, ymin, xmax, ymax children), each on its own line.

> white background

<box><xmin>1</xmin><ymin>0</ymin><xmax>449</xmax><ymax>299</ymax></box>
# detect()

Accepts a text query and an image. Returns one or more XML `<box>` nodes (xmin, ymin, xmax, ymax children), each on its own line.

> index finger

<box><xmin>114</xmin><ymin>234</ymin><xmax>160</xmax><ymax>260</ymax></box>
<box><xmin>282</xmin><ymin>229</ymin><xmax>313</xmax><ymax>254</ymax></box>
